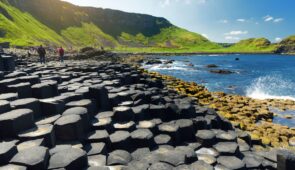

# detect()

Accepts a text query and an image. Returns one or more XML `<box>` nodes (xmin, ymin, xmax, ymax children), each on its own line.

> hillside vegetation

<box><xmin>0</xmin><ymin>0</ymin><xmax>294</xmax><ymax>53</ymax></box>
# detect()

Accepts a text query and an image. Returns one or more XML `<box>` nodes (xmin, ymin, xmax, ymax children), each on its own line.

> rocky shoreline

<box><xmin>0</xmin><ymin>52</ymin><xmax>294</xmax><ymax>169</ymax></box>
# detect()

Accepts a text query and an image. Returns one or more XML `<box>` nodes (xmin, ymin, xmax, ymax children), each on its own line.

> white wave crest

<box><xmin>246</xmin><ymin>75</ymin><xmax>295</xmax><ymax>101</ymax></box>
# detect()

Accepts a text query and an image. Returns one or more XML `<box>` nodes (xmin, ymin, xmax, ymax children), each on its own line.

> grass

<box><xmin>0</xmin><ymin>1</ymin><xmax>65</xmax><ymax>47</ymax></box>
<box><xmin>0</xmin><ymin>1</ymin><xmax>291</xmax><ymax>54</ymax></box>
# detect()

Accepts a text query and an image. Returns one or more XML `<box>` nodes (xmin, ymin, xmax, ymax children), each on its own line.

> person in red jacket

<box><xmin>57</xmin><ymin>46</ymin><xmax>65</xmax><ymax>63</ymax></box>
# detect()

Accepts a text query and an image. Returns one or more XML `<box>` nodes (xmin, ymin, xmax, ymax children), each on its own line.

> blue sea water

<box><xmin>142</xmin><ymin>54</ymin><xmax>295</xmax><ymax>127</ymax></box>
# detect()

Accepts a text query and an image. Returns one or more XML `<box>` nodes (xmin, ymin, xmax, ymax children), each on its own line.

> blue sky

<box><xmin>63</xmin><ymin>0</ymin><xmax>295</xmax><ymax>43</ymax></box>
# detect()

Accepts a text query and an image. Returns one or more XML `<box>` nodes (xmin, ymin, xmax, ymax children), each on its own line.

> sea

<box><xmin>142</xmin><ymin>54</ymin><xmax>295</xmax><ymax>127</ymax></box>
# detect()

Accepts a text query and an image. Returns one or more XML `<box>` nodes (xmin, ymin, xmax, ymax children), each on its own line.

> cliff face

<box><xmin>276</xmin><ymin>36</ymin><xmax>295</xmax><ymax>54</ymax></box>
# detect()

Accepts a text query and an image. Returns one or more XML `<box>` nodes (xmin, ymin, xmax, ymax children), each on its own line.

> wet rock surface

<box><xmin>0</xmin><ymin>59</ymin><xmax>292</xmax><ymax>169</ymax></box>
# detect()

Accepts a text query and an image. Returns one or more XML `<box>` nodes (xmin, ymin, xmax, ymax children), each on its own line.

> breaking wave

<box><xmin>246</xmin><ymin>75</ymin><xmax>295</xmax><ymax>101</ymax></box>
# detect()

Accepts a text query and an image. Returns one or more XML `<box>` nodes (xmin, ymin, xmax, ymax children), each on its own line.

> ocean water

<box><xmin>142</xmin><ymin>54</ymin><xmax>295</xmax><ymax>127</ymax></box>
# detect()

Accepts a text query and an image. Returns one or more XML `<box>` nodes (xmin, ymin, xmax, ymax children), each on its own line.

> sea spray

<box><xmin>246</xmin><ymin>75</ymin><xmax>295</xmax><ymax>100</ymax></box>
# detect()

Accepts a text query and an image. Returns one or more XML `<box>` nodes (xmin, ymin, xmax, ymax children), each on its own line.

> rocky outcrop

<box><xmin>0</xmin><ymin>57</ymin><xmax>293</xmax><ymax>169</ymax></box>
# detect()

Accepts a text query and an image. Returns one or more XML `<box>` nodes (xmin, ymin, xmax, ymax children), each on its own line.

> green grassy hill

<box><xmin>0</xmin><ymin>0</ymin><xmax>221</xmax><ymax>52</ymax></box>
<box><xmin>0</xmin><ymin>0</ymin><xmax>293</xmax><ymax>53</ymax></box>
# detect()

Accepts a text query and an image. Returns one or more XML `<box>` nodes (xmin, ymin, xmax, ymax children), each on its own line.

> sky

<box><xmin>62</xmin><ymin>0</ymin><xmax>295</xmax><ymax>43</ymax></box>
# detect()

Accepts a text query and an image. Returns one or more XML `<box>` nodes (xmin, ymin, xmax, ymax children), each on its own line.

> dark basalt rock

<box><xmin>48</xmin><ymin>148</ymin><xmax>87</xmax><ymax>169</ymax></box>
<box><xmin>84</xmin><ymin>142</ymin><xmax>107</xmax><ymax>156</ymax></box>
<box><xmin>131</xmin><ymin>129</ymin><xmax>154</xmax><ymax>148</ymax></box>
<box><xmin>109</xmin><ymin>131</ymin><xmax>131</xmax><ymax>150</ymax></box>
<box><xmin>213</xmin><ymin>142</ymin><xmax>239</xmax><ymax>156</ymax></box>
<box><xmin>0</xmin><ymin>109</ymin><xmax>34</xmax><ymax>138</ymax></box>
<box><xmin>10</xmin><ymin>146</ymin><xmax>49</xmax><ymax>170</ymax></box>
<box><xmin>148</xmin><ymin>162</ymin><xmax>174</xmax><ymax>170</ymax></box>
<box><xmin>88</xmin><ymin>154</ymin><xmax>107</xmax><ymax>167</ymax></box>
<box><xmin>89</xmin><ymin>85</ymin><xmax>110</xmax><ymax>111</ymax></box>
<box><xmin>210</xmin><ymin>69</ymin><xmax>235</xmax><ymax>74</ymax></box>
<box><xmin>62</xmin><ymin>107</ymin><xmax>90</xmax><ymax>131</ymax></box>
<box><xmin>0</xmin><ymin>164</ymin><xmax>27</xmax><ymax>170</ymax></box>
<box><xmin>217</xmin><ymin>156</ymin><xmax>245</xmax><ymax>170</ymax></box>
<box><xmin>195</xmin><ymin>130</ymin><xmax>216</xmax><ymax>147</ymax></box>
<box><xmin>65</xmin><ymin>99</ymin><xmax>96</xmax><ymax>116</ymax></box>
<box><xmin>157</xmin><ymin>149</ymin><xmax>186</xmax><ymax>166</ymax></box>
<box><xmin>107</xmin><ymin>150</ymin><xmax>132</xmax><ymax>165</ymax></box>
<box><xmin>87</xmin><ymin>130</ymin><xmax>109</xmax><ymax>143</ymax></box>
<box><xmin>113</xmin><ymin>106</ymin><xmax>134</xmax><ymax>122</ymax></box>
<box><xmin>54</xmin><ymin>114</ymin><xmax>84</xmax><ymax>142</ymax></box>
<box><xmin>131</xmin><ymin>148</ymin><xmax>151</xmax><ymax>161</ymax></box>
<box><xmin>0</xmin><ymin>141</ymin><xmax>17</xmax><ymax>165</ymax></box>
<box><xmin>8</xmin><ymin>83</ymin><xmax>32</xmax><ymax>99</ymax></box>
<box><xmin>191</xmin><ymin>160</ymin><xmax>214</xmax><ymax>170</ymax></box>
<box><xmin>0</xmin><ymin>93</ymin><xmax>18</xmax><ymax>101</ymax></box>
<box><xmin>10</xmin><ymin>98</ymin><xmax>42</xmax><ymax>119</ymax></box>
<box><xmin>18</xmin><ymin>124</ymin><xmax>55</xmax><ymax>147</ymax></box>
<box><xmin>17</xmin><ymin>138</ymin><xmax>45</xmax><ymax>152</ymax></box>
<box><xmin>40</xmin><ymin>98</ymin><xmax>65</xmax><ymax>116</ymax></box>
<box><xmin>277</xmin><ymin>149</ymin><xmax>295</xmax><ymax>170</ymax></box>
<box><xmin>0</xmin><ymin>100</ymin><xmax>11</xmax><ymax>114</ymax></box>
<box><xmin>154</xmin><ymin>134</ymin><xmax>173</xmax><ymax>146</ymax></box>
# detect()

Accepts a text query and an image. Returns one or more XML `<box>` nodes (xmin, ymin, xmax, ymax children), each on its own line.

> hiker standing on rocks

<box><xmin>37</xmin><ymin>45</ymin><xmax>46</xmax><ymax>64</ymax></box>
<box><xmin>57</xmin><ymin>46</ymin><xmax>65</xmax><ymax>63</ymax></box>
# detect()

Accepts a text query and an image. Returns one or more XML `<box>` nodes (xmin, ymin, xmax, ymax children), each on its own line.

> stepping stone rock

<box><xmin>148</xmin><ymin>162</ymin><xmax>173</xmax><ymax>170</ymax></box>
<box><xmin>92</xmin><ymin>117</ymin><xmax>112</xmax><ymax>131</ymax></box>
<box><xmin>113</xmin><ymin>106</ymin><xmax>134</xmax><ymax>122</ymax></box>
<box><xmin>48</xmin><ymin>147</ymin><xmax>87</xmax><ymax>169</ymax></box>
<box><xmin>243</xmin><ymin>156</ymin><xmax>262</xmax><ymax>169</ymax></box>
<box><xmin>131</xmin><ymin>129</ymin><xmax>154</xmax><ymax>148</ymax></box>
<box><xmin>89</xmin><ymin>85</ymin><xmax>110</xmax><ymax>111</ymax></box>
<box><xmin>195</xmin><ymin>148</ymin><xmax>220</xmax><ymax>157</ymax></box>
<box><xmin>10</xmin><ymin>146</ymin><xmax>49</xmax><ymax>170</ymax></box>
<box><xmin>197</xmin><ymin>154</ymin><xmax>217</xmax><ymax>165</ymax></box>
<box><xmin>154</xmin><ymin>134</ymin><xmax>172</xmax><ymax>146</ymax></box>
<box><xmin>195</xmin><ymin>130</ymin><xmax>216</xmax><ymax>147</ymax></box>
<box><xmin>114</xmin><ymin>121</ymin><xmax>136</xmax><ymax>132</ymax></box>
<box><xmin>217</xmin><ymin>156</ymin><xmax>245</xmax><ymax>170</ymax></box>
<box><xmin>11</xmin><ymin>98</ymin><xmax>42</xmax><ymax>119</ymax></box>
<box><xmin>17</xmin><ymin>139</ymin><xmax>45</xmax><ymax>152</ymax></box>
<box><xmin>0</xmin><ymin>100</ymin><xmax>11</xmax><ymax>114</ymax></box>
<box><xmin>40</xmin><ymin>98</ymin><xmax>65</xmax><ymax>116</ymax></box>
<box><xmin>32</xmin><ymin>83</ymin><xmax>54</xmax><ymax>99</ymax></box>
<box><xmin>175</xmin><ymin>119</ymin><xmax>195</xmax><ymax>141</ymax></box>
<box><xmin>0</xmin><ymin>93</ymin><xmax>18</xmax><ymax>101</ymax></box>
<box><xmin>87</xmin><ymin>130</ymin><xmax>109</xmax><ymax>143</ymax></box>
<box><xmin>175</xmin><ymin>146</ymin><xmax>197</xmax><ymax>163</ymax></box>
<box><xmin>109</xmin><ymin>131</ymin><xmax>131</xmax><ymax>150</ymax></box>
<box><xmin>157</xmin><ymin>149</ymin><xmax>186</xmax><ymax>166</ymax></box>
<box><xmin>84</xmin><ymin>143</ymin><xmax>106</xmax><ymax>156</ymax></box>
<box><xmin>0</xmin><ymin>109</ymin><xmax>34</xmax><ymax>138</ymax></box>
<box><xmin>213</xmin><ymin>142</ymin><xmax>239</xmax><ymax>156</ymax></box>
<box><xmin>107</xmin><ymin>150</ymin><xmax>132</xmax><ymax>166</ymax></box>
<box><xmin>191</xmin><ymin>160</ymin><xmax>214</xmax><ymax>170</ymax></box>
<box><xmin>88</xmin><ymin>155</ymin><xmax>107</xmax><ymax>167</ymax></box>
<box><xmin>277</xmin><ymin>149</ymin><xmax>295</xmax><ymax>170</ymax></box>
<box><xmin>0</xmin><ymin>142</ymin><xmax>17</xmax><ymax>165</ymax></box>
<box><xmin>63</xmin><ymin>107</ymin><xmax>90</xmax><ymax>132</ymax></box>
<box><xmin>131</xmin><ymin>148</ymin><xmax>151</xmax><ymax>161</ymax></box>
<box><xmin>8</xmin><ymin>83</ymin><xmax>32</xmax><ymax>99</ymax></box>
<box><xmin>54</xmin><ymin>115</ymin><xmax>84</xmax><ymax>142</ymax></box>
<box><xmin>36</xmin><ymin>114</ymin><xmax>61</xmax><ymax>125</ymax></box>
<box><xmin>18</xmin><ymin>124</ymin><xmax>55</xmax><ymax>147</ymax></box>
<box><xmin>66</xmin><ymin>99</ymin><xmax>96</xmax><ymax>116</ymax></box>
<box><xmin>0</xmin><ymin>164</ymin><xmax>27</xmax><ymax>170</ymax></box>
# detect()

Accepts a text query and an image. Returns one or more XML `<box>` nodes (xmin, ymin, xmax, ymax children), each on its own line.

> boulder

<box><xmin>10</xmin><ymin>146</ymin><xmax>49</xmax><ymax>170</ymax></box>
<box><xmin>0</xmin><ymin>109</ymin><xmax>35</xmax><ymax>138</ymax></box>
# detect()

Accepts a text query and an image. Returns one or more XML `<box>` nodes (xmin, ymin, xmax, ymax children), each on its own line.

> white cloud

<box><xmin>225</xmin><ymin>30</ymin><xmax>248</xmax><ymax>36</ymax></box>
<box><xmin>263</xmin><ymin>15</ymin><xmax>274</xmax><ymax>22</ymax></box>
<box><xmin>263</xmin><ymin>15</ymin><xmax>284</xmax><ymax>23</ymax></box>
<box><xmin>275</xmin><ymin>37</ymin><xmax>282</xmax><ymax>42</ymax></box>
<box><xmin>273</xmin><ymin>18</ymin><xmax>284</xmax><ymax>23</ymax></box>
<box><xmin>237</xmin><ymin>19</ymin><xmax>246</xmax><ymax>22</ymax></box>
<box><xmin>219</xmin><ymin>19</ymin><xmax>229</xmax><ymax>24</ymax></box>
